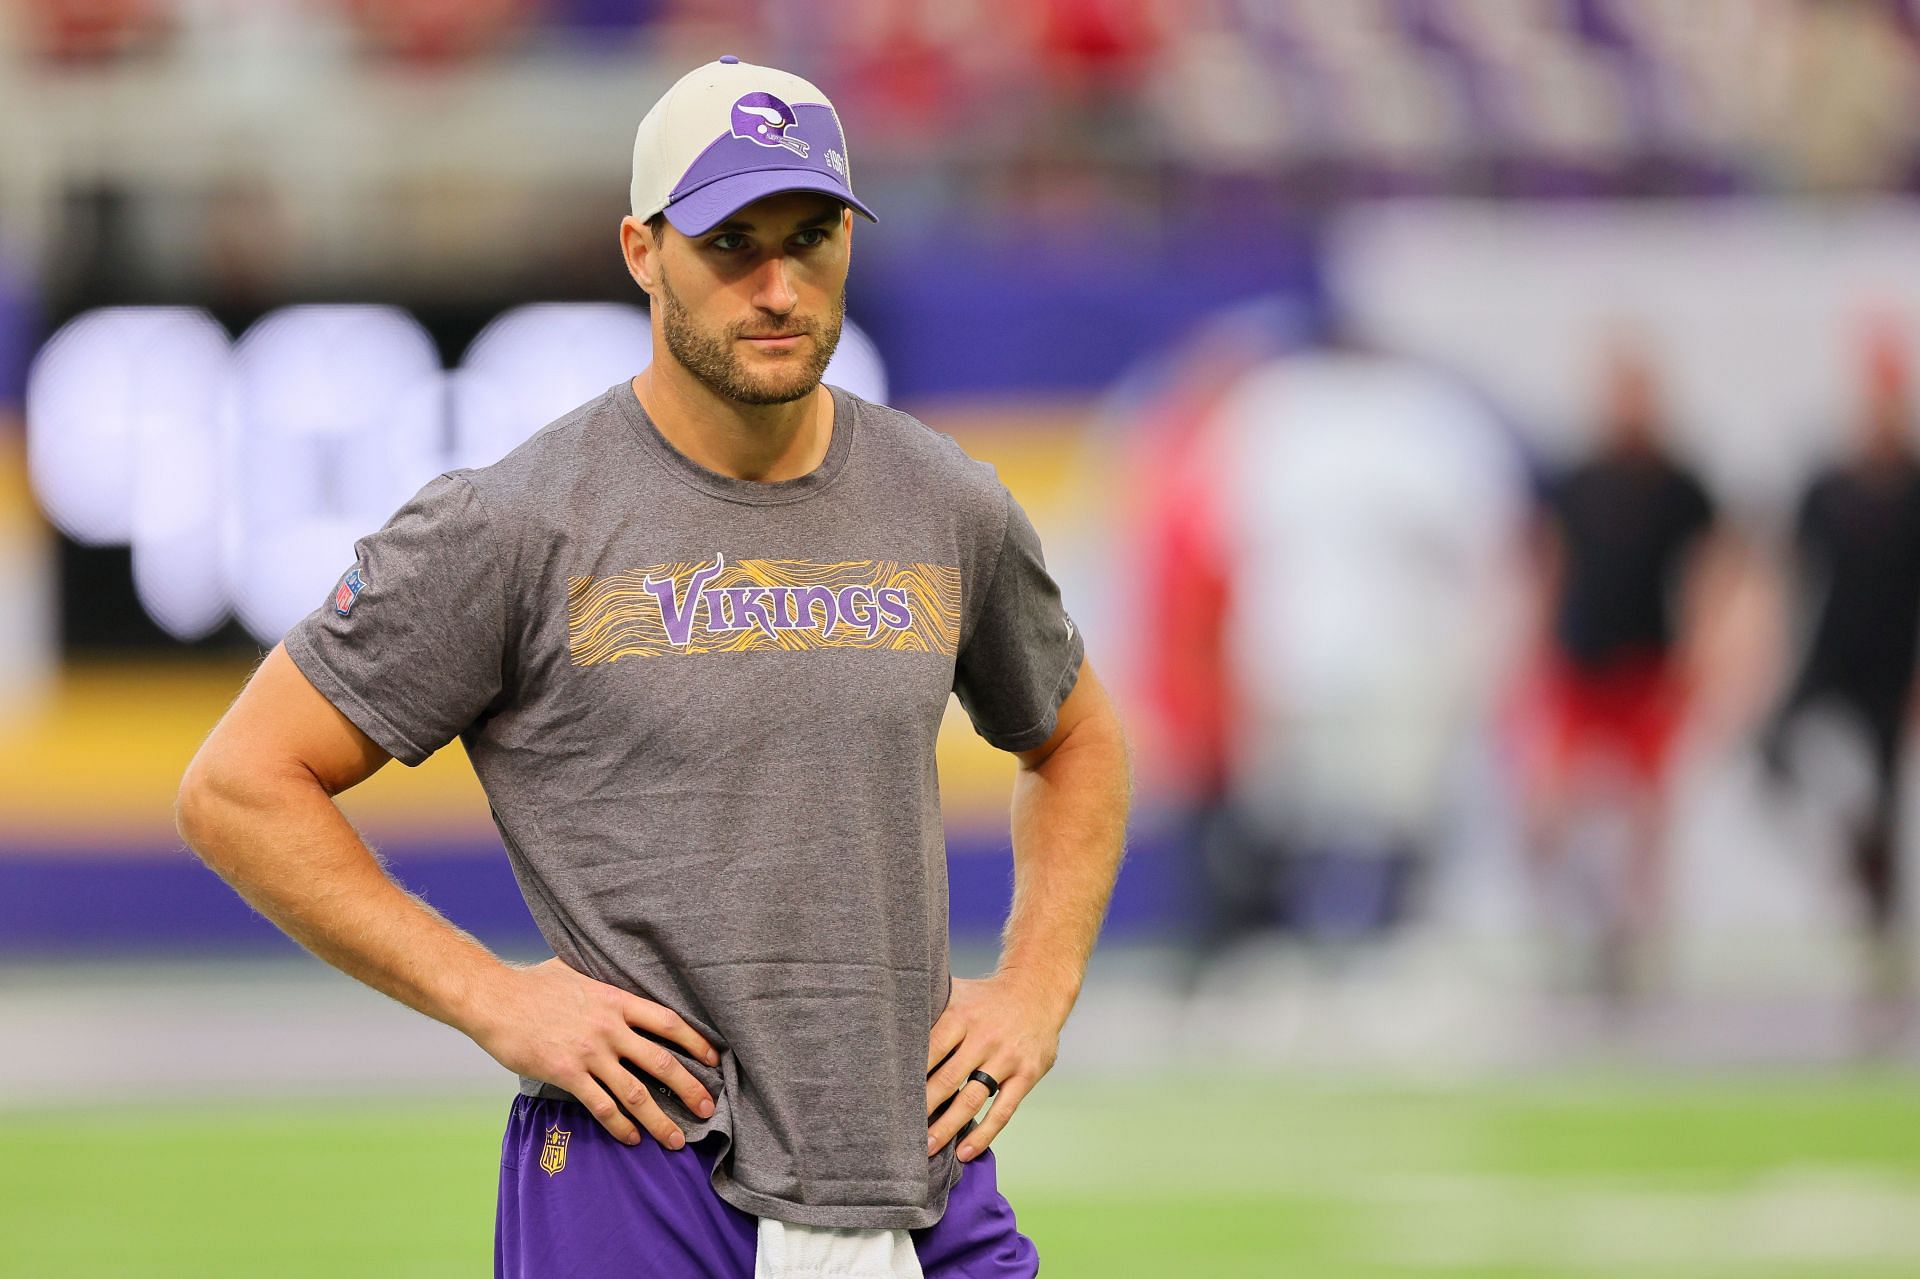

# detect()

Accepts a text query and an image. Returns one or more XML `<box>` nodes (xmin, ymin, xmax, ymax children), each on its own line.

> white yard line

<box><xmin>1</xmin><ymin>947</ymin><xmax>1914</xmax><ymax>1105</ymax></box>
<box><xmin>1359</xmin><ymin>1168</ymin><xmax>1920</xmax><ymax>1271</ymax></box>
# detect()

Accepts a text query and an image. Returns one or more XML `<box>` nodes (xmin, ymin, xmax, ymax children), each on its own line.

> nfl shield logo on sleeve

<box><xmin>333</xmin><ymin>566</ymin><xmax>366</xmax><ymax>617</ymax></box>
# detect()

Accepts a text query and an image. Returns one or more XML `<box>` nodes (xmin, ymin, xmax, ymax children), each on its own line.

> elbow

<box><xmin>175</xmin><ymin>749</ymin><xmax>261</xmax><ymax>863</ymax></box>
<box><xmin>174</xmin><ymin>754</ymin><xmax>223</xmax><ymax>858</ymax></box>
<box><xmin>176</xmin><ymin>744</ymin><xmax>327</xmax><ymax>865</ymax></box>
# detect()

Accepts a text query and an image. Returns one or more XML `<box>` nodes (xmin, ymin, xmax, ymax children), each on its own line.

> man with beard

<box><xmin>176</xmin><ymin>58</ymin><xmax>1129</xmax><ymax>1279</ymax></box>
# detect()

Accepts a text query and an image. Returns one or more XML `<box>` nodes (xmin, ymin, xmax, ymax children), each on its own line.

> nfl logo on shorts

<box><xmin>333</xmin><ymin>567</ymin><xmax>365</xmax><ymax>617</ymax></box>
<box><xmin>540</xmin><ymin>1124</ymin><xmax>570</xmax><ymax>1177</ymax></box>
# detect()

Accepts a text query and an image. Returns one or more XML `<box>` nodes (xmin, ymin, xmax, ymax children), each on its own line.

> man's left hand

<box><xmin>925</xmin><ymin>972</ymin><xmax>1066</xmax><ymax>1162</ymax></box>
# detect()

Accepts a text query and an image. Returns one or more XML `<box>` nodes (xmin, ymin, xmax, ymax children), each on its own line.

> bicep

<box><xmin>1013</xmin><ymin>658</ymin><xmax>1121</xmax><ymax>771</ymax></box>
<box><xmin>190</xmin><ymin>644</ymin><xmax>392</xmax><ymax>797</ymax></box>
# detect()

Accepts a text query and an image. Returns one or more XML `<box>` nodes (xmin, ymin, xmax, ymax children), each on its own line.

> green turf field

<box><xmin>4</xmin><ymin>1074</ymin><xmax>1918</xmax><ymax>1277</ymax></box>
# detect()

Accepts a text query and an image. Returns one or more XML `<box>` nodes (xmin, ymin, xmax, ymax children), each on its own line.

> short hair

<box><xmin>647</xmin><ymin>212</ymin><xmax>666</xmax><ymax>240</ymax></box>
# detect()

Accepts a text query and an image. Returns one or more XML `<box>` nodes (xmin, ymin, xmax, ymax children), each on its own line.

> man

<box><xmin>1126</xmin><ymin>321</ymin><xmax>1527</xmax><ymax>973</ymax></box>
<box><xmin>1528</xmin><ymin>336</ymin><xmax>1724</xmax><ymax>1001</ymax></box>
<box><xmin>1765</xmin><ymin>327</ymin><xmax>1920</xmax><ymax>1052</ymax></box>
<box><xmin>175</xmin><ymin>57</ymin><xmax>1129</xmax><ymax>1279</ymax></box>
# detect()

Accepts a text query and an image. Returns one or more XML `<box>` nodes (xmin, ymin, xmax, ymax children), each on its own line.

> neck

<box><xmin>633</xmin><ymin>363</ymin><xmax>830</xmax><ymax>483</ymax></box>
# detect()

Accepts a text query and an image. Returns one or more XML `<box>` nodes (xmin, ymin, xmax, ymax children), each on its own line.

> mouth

<box><xmin>739</xmin><ymin>332</ymin><xmax>808</xmax><ymax>350</ymax></box>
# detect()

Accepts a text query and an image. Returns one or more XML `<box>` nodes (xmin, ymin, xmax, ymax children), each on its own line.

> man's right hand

<box><xmin>469</xmin><ymin>957</ymin><xmax>720</xmax><ymax>1148</ymax></box>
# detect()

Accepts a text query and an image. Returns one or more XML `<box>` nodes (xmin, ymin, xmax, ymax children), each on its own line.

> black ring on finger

<box><xmin>967</xmin><ymin>1069</ymin><xmax>1001</xmax><ymax>1097</ymax></box>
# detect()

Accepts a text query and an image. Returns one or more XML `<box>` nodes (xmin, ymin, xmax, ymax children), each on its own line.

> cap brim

<box><xmin>662</xmin><ymin>170</ymin><xmax>878</xmax><ymax>237</ymax></box>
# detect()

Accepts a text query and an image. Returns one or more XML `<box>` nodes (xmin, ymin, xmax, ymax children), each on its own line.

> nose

<box><xmin>751</xmin><ymin>254</ymin><xmax>798</xmax><ymax>317</ymax></box>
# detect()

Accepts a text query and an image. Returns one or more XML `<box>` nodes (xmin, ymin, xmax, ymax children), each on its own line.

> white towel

<box><xmin>752</xmin><ymin>1219</ymin><xmax>925</xmax><ymax>1279</ymax></box>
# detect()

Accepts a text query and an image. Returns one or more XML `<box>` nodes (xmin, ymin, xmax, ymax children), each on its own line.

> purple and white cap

<box><xmin>630</xmin><ymin>56</ymin><xmax>877</xmax><ymax>236</ymax></box>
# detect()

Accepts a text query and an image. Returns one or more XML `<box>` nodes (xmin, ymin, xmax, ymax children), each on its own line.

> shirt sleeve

<box><xmin>282</xmin><ymin>472</ymin><xmax>510</xmax><ymax>766</ymax></box>
<box><xmin>952</xmin><ymin>488</ymin><xmax>1085</xmax><ymax>752</ymax></box>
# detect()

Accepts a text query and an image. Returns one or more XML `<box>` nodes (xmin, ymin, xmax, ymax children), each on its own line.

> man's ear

<box><xmin>619</xmin><ymin>215</ymin><xmax>657</xmax><ymax>295</ymax></box>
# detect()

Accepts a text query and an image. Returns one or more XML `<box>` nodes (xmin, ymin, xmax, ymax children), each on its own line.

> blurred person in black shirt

<box><xmin>1765</xmin><ymin>328</ymin><xmax>1920</xmax><ymax>1050</ymax></box>
<box><xmin>1529</xmin><ymin>337</ymin><xmax>1724</xmax><ymax>1004</ymax></box>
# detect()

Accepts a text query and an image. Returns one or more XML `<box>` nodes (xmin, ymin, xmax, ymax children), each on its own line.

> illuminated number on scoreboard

<box><xmin>27</xmin><ymin>308</ymin><xmax>232</xmax><ymax>639</ymax></box>
<box><xmin>221</xmin><ymin>306</ymin><xmax>443</xmax><ymax>641</ymax></box>
<box><xmin>26</xmin><ymin>305</ymin><xmax>889</xmax><ymax>644</ymax></box>
<box><xmin>454</xmin><ymin>303</ymin><xmax>656</xmax><ymax>472</ymax></box>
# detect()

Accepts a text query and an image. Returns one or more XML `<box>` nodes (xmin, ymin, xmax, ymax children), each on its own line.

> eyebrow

<box><xmin>709</xmin><ymin>205</ymin><xmax>842</xmax><ymax>235</ymax></box>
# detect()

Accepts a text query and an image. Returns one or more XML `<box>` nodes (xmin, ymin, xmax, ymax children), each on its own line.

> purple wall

<box><xmin>0</xmin><ymin>824</ymin><xmax>1195</xmax><ymax>956</ymax></box>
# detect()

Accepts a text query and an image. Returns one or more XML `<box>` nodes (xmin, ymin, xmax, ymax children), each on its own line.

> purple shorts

<box><xmin>495</xmin><ymin>1095</ymin><xmax>1039</xmax><ymax>1278</ymax></box>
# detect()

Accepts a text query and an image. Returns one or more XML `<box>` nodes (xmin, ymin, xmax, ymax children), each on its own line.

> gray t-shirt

<box><xmin>283</xmin><ymin>381</ymin><xmax>1084</xmax><ymax>1229</ymax></box>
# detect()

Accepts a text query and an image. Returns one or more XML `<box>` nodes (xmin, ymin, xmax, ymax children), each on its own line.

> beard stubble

<box><xmin>656</xmin><ymin>265</ymin><xmax>845</xmax><ymax>406</ymax></box>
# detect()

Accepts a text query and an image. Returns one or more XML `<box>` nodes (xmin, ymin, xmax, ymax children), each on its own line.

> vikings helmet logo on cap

<box><xmin>630</xmin><ymin>59</ymin><xmax>876</xmax><ymax>236</ymax></box>
<box><xmin>730</xmin><ymin>93</ymin><xmax>809</xmax><ymax>157</ymax></box>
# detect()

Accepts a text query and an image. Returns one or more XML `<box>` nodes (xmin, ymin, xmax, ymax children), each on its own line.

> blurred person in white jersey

<box><xmin>177</xmin><ymin>56</ymin><xmax>1129</xmax><ymax>1279</ymax></box>
<box><xmin>1128</xmin><ymin>317</ymin><xmax>1529</xmax><ymax>967</ymax></box>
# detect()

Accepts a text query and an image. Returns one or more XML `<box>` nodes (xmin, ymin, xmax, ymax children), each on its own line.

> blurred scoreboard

<box><xmin>26</xmin><ymin>303</ymin><xmax>887</xmax><ymax>647</ymax></box>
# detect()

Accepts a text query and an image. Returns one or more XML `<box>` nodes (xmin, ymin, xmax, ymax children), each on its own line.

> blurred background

<box><xmin>4</xmin><ymin>0</ymin><xmax>1920</xmax><ymax>1275</ymax></box>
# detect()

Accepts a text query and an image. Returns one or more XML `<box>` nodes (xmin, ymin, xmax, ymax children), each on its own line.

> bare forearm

<box><xmin>176</xmin><ymin>767</ymin><xmax>507</xmax><ymax>1038</ymax></box>
<box><xmin>998</xmin><ymin>717</ymin><xmax>1131</xmax><ymax>1025</ymax></box>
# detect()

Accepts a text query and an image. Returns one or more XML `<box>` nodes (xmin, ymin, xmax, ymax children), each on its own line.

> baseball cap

<box><xmin>630</xmin><ymin>55</ymin><xmax>878</xmax><ymax>237</ymax></box>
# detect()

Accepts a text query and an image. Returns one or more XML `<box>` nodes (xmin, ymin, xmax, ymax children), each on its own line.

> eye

<box><xmin>707</xmin><ymin>232</ymin><xmax>748</xmax><ymax>252</ymax></box>
<box><xmin>791</xmin><ymin>228</ymin><xmax>829</xmax><ymax>249</ymax></box>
